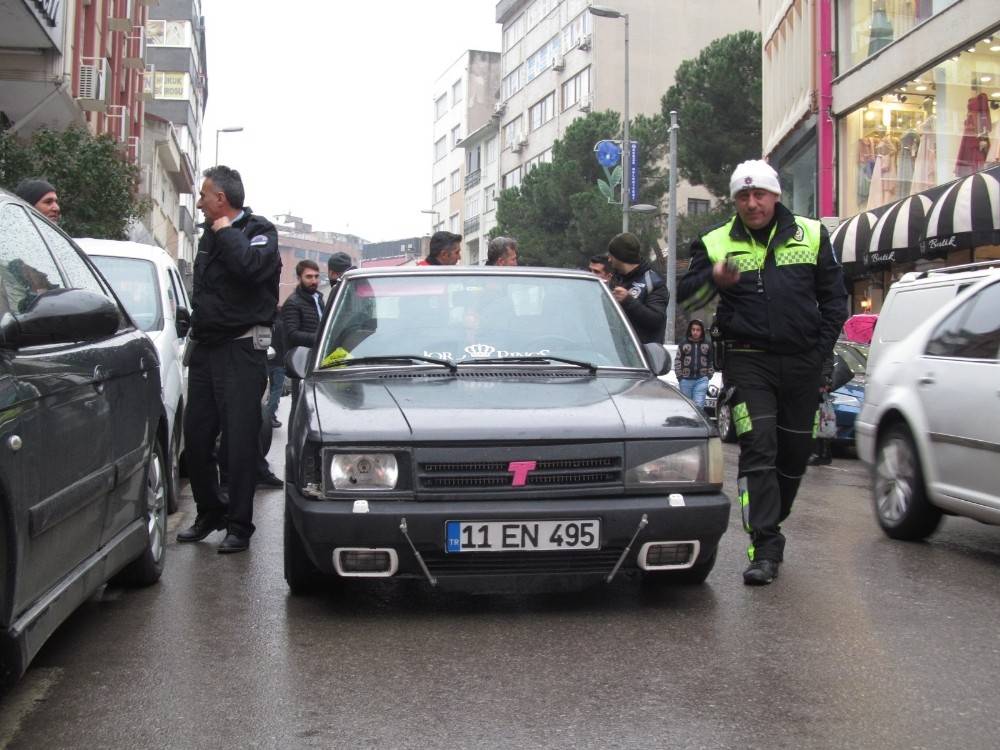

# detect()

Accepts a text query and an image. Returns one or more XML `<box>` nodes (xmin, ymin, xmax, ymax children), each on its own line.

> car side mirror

<box><xmin>644</xmin><ymin>343</ymin><xmax>671</xmax><ymax>375</ymax></box>
<box><xmin>285</xmin><ymin>346</ymin><xmax>311</xmax><ymax>379</ymax></box>
<box><xmin>175</xmin><ymin>306</ymin><xmax>191</xmax><ymax>338</ymax></box>
<box><xmin>0</xmin><ymin>289</ymin><xmax>119</xmax><ymax>349</ymax></box>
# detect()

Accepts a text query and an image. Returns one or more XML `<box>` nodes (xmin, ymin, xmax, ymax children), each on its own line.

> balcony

<box><xmin>465</xmin><ymin>169</ymin><xmax>482</xmax><ymax>190</ymax></box>
<box><xmin>463</xmin><ymin>216</ymin><xmax>480</xmax><ymax>235</ymax></box>
<box><xmin>179</xmin><ymin>205</ymin><xmax>195</xmax><ymax>238</ymax></box>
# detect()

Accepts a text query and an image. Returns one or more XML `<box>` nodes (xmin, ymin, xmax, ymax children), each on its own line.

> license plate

<box><xmin>445</xmin><ymin>520</ymin><xmax>600</xmax><ymax>553</ymax></box>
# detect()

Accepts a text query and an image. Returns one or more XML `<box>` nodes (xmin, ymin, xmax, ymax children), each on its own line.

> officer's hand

<box><xmin>712</xmin><ymin>260</ymin><xmax>740</xmax><ymax>288</ymax></box>
<box><xmin>611</xmin><ymin>286</ymin><xmax>629</xmax><ymax>303</ymax></box>
<box><xmin>212</xmin><ymin>215</ymin><xmax>232</xmax><ymax>232</ymax></box>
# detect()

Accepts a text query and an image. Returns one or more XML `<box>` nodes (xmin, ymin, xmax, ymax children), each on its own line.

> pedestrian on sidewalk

<box><xmin>177</xmin><ymin>165</ymin><xmax>281</xmax><ymax>554</ymax></box>
<box><xmin>485</xmin><ymin>236</ymin><xmax>518</xmax><ymax>266</ymax></box>
<box><xmin>678</xmin><ymin>159</ymin><xmax>847</xmax><ymax>586</ymax></box>
<box><xmin>675</xmin><ymin>319</ymin><xmax>714</xmax><ymax>408</ymax></box>
<box><xmin>607</xmin><ymin>232</ymin><xmax>668</xmax><ymax>345</ymax></box>
<box><xmin>417</xmin><ymin>231</ymin><xmax>462</xmax><ymax>266</ymax></box>
<box><xmin>15</xmin><ymin>178</ymin><xmax>61</xmax><ymax>222</ymax></box>
<box><xmin>282</xmin><ymin>259</ymin><xmax>325</xmax><ymax>414</ymax></box>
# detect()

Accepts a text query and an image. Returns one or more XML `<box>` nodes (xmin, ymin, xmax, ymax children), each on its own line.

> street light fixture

<box><xmin>588</xmin><ymin>5</ymin><xmax>630</xmax><ymax>233</ymax></box>
<box><xmin>214</xmin><ymin>126</ymin><xmax>244</xmax><ymax>166</ymax></box>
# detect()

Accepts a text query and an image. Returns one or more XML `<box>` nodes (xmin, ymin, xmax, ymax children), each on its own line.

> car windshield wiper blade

<box><xmin>321</xmin><ymin>355</ymin><xmax>457</xmax><ymax>373</ymax></box>
<box><xmin>458</xmin><ymin>356</ymin><xmax>597</xmax><ymax>374</ymax></box>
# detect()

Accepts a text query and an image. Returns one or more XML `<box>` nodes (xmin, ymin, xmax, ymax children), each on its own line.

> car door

<box><xmin>32</xmin><ymin>220</ymin><xmax>160</xmax><ymax>543</ymax></box>
<box><xmin>917</xmin><ymin>279</ymin><xmax>1000</xmax><ymax>508</ymax></box>
<box><xmin>0</xmin><ymin>205</ymin><xmax>113</xmax><ymax>614</ymax></box>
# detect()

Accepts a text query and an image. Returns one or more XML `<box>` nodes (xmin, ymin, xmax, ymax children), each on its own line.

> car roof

<box><xmin>74</xmin><ymin>237</ymin><xmax>179</xmax><ymax>267</ymax></box>
<box><xmin>893</xmin><ymin>265</ymin><xmax>1000</xmax><ymax>288</ymax></box>
<box><xmin>341</xmin><ymin>266</ymin><xmax>598</xmax><ymax>280</ymax></box>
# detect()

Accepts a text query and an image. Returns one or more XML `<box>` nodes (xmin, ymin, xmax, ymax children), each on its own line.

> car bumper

<box><xmin>855</xmin><ymin>415</ymin><xmax>877</xmax><ymax>466</ymax></box>
<box><xmin>286</xmin><ymin>485</ymin><xmax>730</xmax><ymax>592</ymax></box>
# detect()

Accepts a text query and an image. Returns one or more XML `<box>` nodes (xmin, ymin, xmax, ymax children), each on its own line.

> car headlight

<box><xmin>328</xmin><ymin>453</ymin><xmax>399</xmax><ymax>490</ymax></box>
<box><xmin>626</xmin><ymin>444</ymin><xmax>707</xmax><ymax>485</ymax></box>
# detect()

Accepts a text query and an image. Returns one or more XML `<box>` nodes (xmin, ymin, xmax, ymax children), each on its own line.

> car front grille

<box><xmin>419</xmin><ymin>456</ymin><xmax>621</xmax><ymax>490</ymax></box>
<box><xmin>421</xmin><ymin>549</ymin><xmax>625</xmax><ymax>576</ymax></box>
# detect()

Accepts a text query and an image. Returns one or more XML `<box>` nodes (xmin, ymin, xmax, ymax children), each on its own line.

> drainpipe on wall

<box><xmin>817</xmin><ymin>0</ymin><xmax>836</xmax><ymax>217</ymax></box>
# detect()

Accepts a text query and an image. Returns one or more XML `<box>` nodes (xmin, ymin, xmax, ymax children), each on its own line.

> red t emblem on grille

<box><xmin>507</xmin><ymin>461</ymin><xmax>537</xmax><ymax>487</ymax></box>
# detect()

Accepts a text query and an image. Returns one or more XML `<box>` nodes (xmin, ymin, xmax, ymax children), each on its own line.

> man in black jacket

<box><xmin>281</xmin><ymin>259</ymin><xmax>325</xmax><ymax>411</ymax></box>
<box><xmin>177</xmin><ymin>166</ymin><xmax>281</xmax><ymax>554</ymax></box>
<box><xmin>607</xmin><ymin>232</ymin><xmax>668</xmax><ymax>345</ymax></box>
<box><xmin>678</xmin><ymin>159</ymin><xmax>846</xmax><ymax>585</ymax></box>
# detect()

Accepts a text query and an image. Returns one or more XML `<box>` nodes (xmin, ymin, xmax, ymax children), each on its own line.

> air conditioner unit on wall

<box><xmin>493</xmin><ymin>101</ymin><xmax>506</xmax><ymax>116</ymax></box>
<box><xmin>552</xmin><ymin>56</ymin><xmax>565</xmax><ymax>71</ymax></box>
<box><xmin>77</xmin><ymin>58</ymin><xmax>109</xmax><ymax>111</ymax></box>
<box><xmin>511</xmin><ymin>141</ymin><xmax>524</xmax><ymax>154</ymax></box>
<box><xmin>579</xmin><ymin>96</ymin><xmax>592</xmax><ymax>113</ymax></box>
<box><xmin>577</xmin><ymin>34</ymin><xmax>592</xmax><ymax>51</ymax></box>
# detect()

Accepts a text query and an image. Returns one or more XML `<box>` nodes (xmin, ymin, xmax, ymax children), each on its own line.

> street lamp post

<box><xmin>666</xmin><ymin>110</ymin><xmax>679</xmax><ymax>345</ymax></box>
<box><xmin>214</xmin><ymin>126</ymin><xmax>244</xmax><ymax>166</ymax></box>
<box><xmin>588</xmin><ymin>5</ymin><xmax>629</xmax><ymax>233</ymax></box>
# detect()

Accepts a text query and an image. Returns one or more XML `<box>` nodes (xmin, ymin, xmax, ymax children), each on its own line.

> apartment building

<box><xmin>139</xmin><ymin>0</ymin><xmax>208</xmax><ymax>267</ymax></box>
<box><xmin>430</xmin><ymin>50</ymin><xmax>502</xmax><ymax>264</ymax></box>
<box><xmin>493</xmin><ymin>0</ymin><xmax>758</xmax><ymax>244</ymax></box>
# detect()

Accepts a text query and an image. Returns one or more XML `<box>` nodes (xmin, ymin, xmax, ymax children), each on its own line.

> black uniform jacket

<box><xmin>679</xmin><ymin>203</ymin><xmax>847</xmax><ymax>356</ymax></box>
<box><xmin>191</xmin><ymin>208</ymin><xmax>281</xmax><ymax>345</ymax></box>
<box><xmin>613</xmin><ymin>260</ymin><xmax>668</xmax><ymax>345</ymax></box>
<box><xmin>281</xmin><ymin>285</ymin><xmax>326</xmax><ymax>348</ymax></box>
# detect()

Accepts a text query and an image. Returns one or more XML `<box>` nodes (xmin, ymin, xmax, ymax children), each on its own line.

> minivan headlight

<box><xmin>627</xmin><ymin>445</ymin><xmax>704</xmax><ymax>484</ymax></box>
<box><xmin>328</xmin><ymin>453</ymin><xmax>399</xmax><ymax>490</ymax></box>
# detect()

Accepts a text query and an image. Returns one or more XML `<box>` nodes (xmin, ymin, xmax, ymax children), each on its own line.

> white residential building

<box><xmin>494</xmin><ymin>0</ymin><xmax>758</xmax><ymax>239</ymax></box>
<box><xmin>430</xmin><ymin>50</ymin><xmax>502</xmax><ymax>264</ymax></box>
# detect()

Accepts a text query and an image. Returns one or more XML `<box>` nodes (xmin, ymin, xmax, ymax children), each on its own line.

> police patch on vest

<box><xmin>629</xmin><ymin>286</ymin><xmax>642</xmax><ymax>298</ymax></box>
<box><xmin>793</xmin><ymin>226</ymin><xmax>804</xmax><ymax>242</ymax></box>
<box><xmin>250</xmin><ymin>235</ymin><xmax>268</xmax><ymax>247</ymax></box>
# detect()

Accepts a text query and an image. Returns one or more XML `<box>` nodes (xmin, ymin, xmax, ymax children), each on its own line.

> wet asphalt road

<box><xmin>3</xmin><ymin>413</ymin><xmax>1000</xmax><ymax>749</ymax></box>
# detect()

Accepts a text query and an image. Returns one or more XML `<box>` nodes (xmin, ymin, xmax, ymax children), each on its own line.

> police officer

<box><xmin>679</xmin><ymin>160</ymin><xmax>847</xmax><ymax>585</ymax></box>
<box><xmin>177</xmin><ymin>166</ymin><xmax>281</xmax><ymax>553</ymax></box>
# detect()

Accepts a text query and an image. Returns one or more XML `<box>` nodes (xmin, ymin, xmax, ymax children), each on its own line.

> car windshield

<box><xmin>90</xmin><ymin>256</ymin><xmax>163</xmax><ymax>332</ymax></box>
<box><xmin>318</xmin><ymin>273</ymin><xmax>646</xmax><ymax>369</ymax></box>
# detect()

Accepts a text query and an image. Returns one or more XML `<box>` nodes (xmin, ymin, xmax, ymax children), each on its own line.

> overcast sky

<box><xmin>199</xmin><ymin>0</ymin><xmax>501</xmax><ymax>243</ymax></box>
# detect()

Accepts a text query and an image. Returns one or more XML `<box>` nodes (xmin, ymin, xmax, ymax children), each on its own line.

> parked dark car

<box><xmin>715</xmin><ymin>342</ymin><xmax>866</xmax><ymax>447</ymax></box>
<box><xmin>283</xmin><ymin>267</ymin><xmax>730</xmax><ymax>595</ymax></box>
<box><xmin>0</xmin><ymin>192</ymin><xmax>166</xmax><ymax>685</ymax></box>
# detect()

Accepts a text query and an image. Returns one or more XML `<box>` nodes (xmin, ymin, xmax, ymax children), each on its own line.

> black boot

<box><xmin>743</xmin><ymin>559</ymin><xmax>780</xmax><ymax>586</ymax></box>
<box><xmin>176</xmin><ymin>514</ymin><xmax>226</xmax><ymax>543</ymax></box>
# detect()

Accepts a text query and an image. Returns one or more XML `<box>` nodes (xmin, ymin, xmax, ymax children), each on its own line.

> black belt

<box><xmin>725</xmin><ymin>340</ymin><xmax>768</xmax><ymax>351</ymax></box>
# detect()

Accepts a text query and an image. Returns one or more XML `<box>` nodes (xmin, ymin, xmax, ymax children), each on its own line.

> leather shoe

<box><xmin>256</xmin><ymin>471</ymin><xmax>283</xmax><ymax>488</ymax></box>
<box><xmin>271</xmin><ymin>417</ymin><xmax>282</xmax><ymax>428</ymax></box>
<box><xmin>217</xmin><ymin>533</ymin><xmax>250</xmax><ymax>554</ymax></box>
<box><xmin>176</xmin><ymin>514</ymin><xmax>225</xmax><ymax>543</ymax></box>
<box><xmin>743</xmin><ymin>559</ymin><xmax>780</xmax><ymax>586</ymax></box>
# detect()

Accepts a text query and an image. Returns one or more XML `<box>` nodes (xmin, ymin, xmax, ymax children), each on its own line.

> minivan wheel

<box><xmin>717</xmin><ymin>401</ymin><xmax>737</xmax><ymax>443</ymax></box>
<box><xmin>114</xmin><ymin>439</ymin><xmax>168</xmax><ymax>585</ymax></box>
<box><xmin>873</xmin><ymin>423</ymin><xmax>941</xmax><ymax>541</ymax></box>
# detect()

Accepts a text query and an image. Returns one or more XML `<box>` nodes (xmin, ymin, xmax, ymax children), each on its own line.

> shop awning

<box><xmin>830</xmin><ymin>209</ymin><xmax>882</xmax><ymax>268</ymax></box>
<box><xmin>867</xmin><ymin>194</ymin><xmax>934</xmax><ymax>268</ymax></box>
<box><xmin>921</xmin><ymin>165</ymin><xmax>1000</xmax><ymax>257</ymax></box>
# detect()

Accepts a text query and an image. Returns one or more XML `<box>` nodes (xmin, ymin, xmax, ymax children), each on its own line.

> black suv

<box><xmin>0</xmin><ymin>192</ymin><xmax>166</xmax><ymax>684</ymax></box>
<box><xmin>284</xmin><ymin>267</ymin><xmax>729</xmax><ymax>594</ymax></box>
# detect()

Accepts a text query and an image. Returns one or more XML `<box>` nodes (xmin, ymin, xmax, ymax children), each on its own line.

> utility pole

<box><xmin>665</xmin><ymin>110</ymin><xmax>679</xmax><ymax>344</ymax></box>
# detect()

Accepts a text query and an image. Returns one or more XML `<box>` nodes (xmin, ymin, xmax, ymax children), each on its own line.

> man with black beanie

<box><xmin>14</xmin><ymin>178</ymin><xmax>60</xmax><ymax>222</ymax></box>
<box><xmin>607</xmin><ymin>232</ymin><xmax>668</xmax><ymax>345</ymax></box>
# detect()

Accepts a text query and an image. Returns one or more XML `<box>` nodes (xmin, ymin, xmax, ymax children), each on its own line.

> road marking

<box><xmin>0</xmin><ymin>667</ymin><xmax>63</xmax><ymax>746</ymax></box>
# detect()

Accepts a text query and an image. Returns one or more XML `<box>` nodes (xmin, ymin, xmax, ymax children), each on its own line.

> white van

<box><xmin>867</xmin><ymin>261</ymin><xmax>1000</xmax><ymax>375</ymax></box>
<box><xmin>76</xmin><ymin>239</ymin><xmax>191</xmax><ymax>514</ymax></box>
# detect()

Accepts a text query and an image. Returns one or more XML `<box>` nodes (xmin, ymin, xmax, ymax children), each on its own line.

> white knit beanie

<box><xmin>730</xmin><ymin>160</ymin><xmax>782</xmax><ymax>199</ymax></box>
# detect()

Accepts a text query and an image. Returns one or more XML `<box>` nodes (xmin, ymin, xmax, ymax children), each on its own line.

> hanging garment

<box><xmin>898</xmin><ymin>129</ymin><xmax>918</xmax><ymax>195</ymax></box>
<box><xmin>867</xmin><ymin>154</ymin><xmax>888</xmax><ymax>210</ymax></box>
<box><xmin>858</xmin><ymin>137</ymin><xmax>876</xmax><ymax>203</ymax></box>
<box><xmin>868</xmin><ymin>5</ymin><xmax>894</xmax><ymax>56</ymax></box>
<box><xmin>988</xmin><ymin>119</ymin><xmax>1000</xmax><ymax>165</ymax></box>
<box><xmin>955</xmin><ymin>93</ymin><xmax>991</xmax><ymax>177</ymax></box>
<box><xmin>910</xmin><ymin>115</ymin><xmax>936</xmax><ymax>194</ymax></box>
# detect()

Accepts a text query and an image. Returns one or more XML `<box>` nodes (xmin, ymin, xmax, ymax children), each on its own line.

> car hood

<box><xmin>309</xmin><ymin>372</ymin><xmax>707</xmax><ymax>443</ymax></box>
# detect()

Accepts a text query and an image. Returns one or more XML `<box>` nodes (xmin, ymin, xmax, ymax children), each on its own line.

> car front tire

<box><xmin>115</xmin><ymin>438</ymin><xmax>168</xmax><ymax>586</ymax></box>
<box><xmin>873</xmin><ymin>422</ymin><xmax>941</xmax><ymax>540</ymax></box>
<box><xmin>284</xmin><ymin>506</ymin><xmax>323</xmax><ymax>595</ymax></box>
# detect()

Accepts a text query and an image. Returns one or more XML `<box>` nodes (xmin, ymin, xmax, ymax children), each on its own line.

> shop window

<box><xmin>839</xmin><ymin>0</ymin><xmax>960</xmax><ymax>72</ymax></box>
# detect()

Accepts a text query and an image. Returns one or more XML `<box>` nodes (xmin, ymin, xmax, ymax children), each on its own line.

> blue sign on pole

<box><xmin>629</xmin><ymin>140</ymin><xmax>639</xmax><ymax>204</ymax></box>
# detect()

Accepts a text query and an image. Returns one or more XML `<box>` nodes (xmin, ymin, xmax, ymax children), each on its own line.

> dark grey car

<box><xmin>284</xmin><ymin>267</ymin><xmax>729</xmax><ymax>594</ymax></box>
<box><xmin>0</xmin><ymin>192</ymin><xmax>166</xmax><ymax>684</ymax></box>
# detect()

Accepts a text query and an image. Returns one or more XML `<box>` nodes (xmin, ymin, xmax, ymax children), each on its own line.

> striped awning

<box><xmin>830</xmin><ymin>210</ymin><xmax>878</xmax><ymax>266</ymax></box>
<box><xmin>867</xmin><ymin>194</ymin><xmax>934</xmax><ymax>268</ymax></box>
<box><xmin>922</xmin><ymin>165</ymin><xmax>1000</xmax><ymax>256</ymax></box>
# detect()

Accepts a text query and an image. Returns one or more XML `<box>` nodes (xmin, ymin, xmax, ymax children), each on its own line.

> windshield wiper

<box><xmin>321</xmin><ymin>355</ymin><xmax>457</xmax><ymax>373</ymax></box>
<box><xmin>457</xmin><ymin>356</ymin><xmax>597</xmax><ymax>375</ymax></box>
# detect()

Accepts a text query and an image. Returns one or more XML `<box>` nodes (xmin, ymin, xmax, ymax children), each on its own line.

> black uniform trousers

<box><xmin>726</xmin><ymin>348</ymin><xmax>821</xmax><ymax>563</ymax></box>
<box><xmin>184</xmin><ymin>338</ymin><xmax>268</xmax><ymax>538</ymax></box>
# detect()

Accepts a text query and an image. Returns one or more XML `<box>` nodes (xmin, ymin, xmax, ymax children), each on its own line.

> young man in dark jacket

<box><xmin>675</xmin><ymin>318</ymin><xmax>714</xmax><ymax>407</ymax></box>
<box><xmin>281</xmin><ymin>259</ymin><xmax>325</xmax><ymax>412</ymax></box>
<box><xmin>607</xmin><ymin>232</ymin><xmax>668</xmax><ymax>345</ymax></box>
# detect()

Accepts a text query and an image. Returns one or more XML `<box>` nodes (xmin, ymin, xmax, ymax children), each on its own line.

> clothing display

<box><xmin>868</xmin><ymin>2</ymin><xmax>894</xmax><ymax>56</ymax></box>
<box><xmin>857</xmin><ymin>136</ymin><xmax>877</xmax><ymax>203</ymax></box>
<box><xmin>955</xmin><ymin>93</ymin><xmax>991</xmax><ymax>178</ymax></box>
<box><xmin>864</xmin><ymin>134</ymin><xmax>898</xmax><ymax>210</ymax></box>
<box><xmin>897</xmin><ymin>129</ymin><xmax>919</xmax><ymax>196</ymax></box>
<box><xmin>910</xmin><ymin>114</ymin><xmax>936</xmax><ymax>194</ymax></box>
<box><xmin>988</xmin><ymin>119</ymin><xmax>1000</xmax><ymax>165</ymax></box>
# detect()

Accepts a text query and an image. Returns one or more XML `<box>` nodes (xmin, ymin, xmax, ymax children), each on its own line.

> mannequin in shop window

<box><xmin>910</xmin><ymin>97</ymin><xmax>936</xmax><ymax>194</ymax></box>
<box><xmin>866</xmin><ymin>124</ymin><xmax>900</xmax><ymax>210</ymax></box>
<box><xmin>868</xmin><ymin>0</ymin><xmax>894</xmax><ymax>56</ymax></box>
<box><xmin>955</xmin><ymin>84</ymin><xmax>991</xmax><ymax>177</ymax></box>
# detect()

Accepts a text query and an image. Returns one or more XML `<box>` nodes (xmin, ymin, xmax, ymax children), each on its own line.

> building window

<box><xmin>434</xmin><ymin>93</ymin><xmax>447</xmax><ymax>120</ymax></box>
<box><xmin>525</xmin><ymin>36</ymin><xmax>560</xmax><ymax>83</ymax></box>
<box><xmin>433</xmin><ymin>136</ymin><xmax>447</xmax><ymax>162</ymax></box>
<box><xmin>451</xmin><ymin>124</ymin><xmax>461</xmax><ymax>148</ymax></box>
<box><xmin>486</xmin><ymin>136</ymin><xmax>498</xmax><ymax>165</ymax></box>
<box><xmin>484</xmin><ymin>184</ymin><xmax>496</xmax><ymax>213</ymax></box>
<box><xmin>450</xmin><ymin>170</ymin><xmax>461</xmax><ymax>194</ymax></box>
<box><xmin>452</xmin><ymin>79</ymin><xmax>463</xmax><ymax>105</ymax></box>
<box><xmin>561</xmin><ymin>67</ymin><xmax>590</xmax><ymax>110</ymax></box>
<box><xmin>839</xmin><ymin>0</ymin><xmax>960</xmax><ymax>72</ymax></box>
<box><xmin>529</xmin><ymin>92</ymin><xmax>556</xmax><ymax>131</ymax></box>
<box><xmin>450</xmin><ymin>213</ymin><xmax>460</xmax><ymax>232</ymax></box>
<box><xmin>687</xmin><ymin>198</ymin><xmax>710</xmax><ymax>215</ymax></box>
<box><xmin>525</xmin><ymin>149</ymin><xmax>552</xmax><ymax>174</ymax></box>
<box><xmin>152</xmin><ymin>71</ymin><xmax>190</xmax><ymax>100</ymax></box>
<box><xmin>561</xmin><ymin>10</ymin><xmax>592</xmax><ymax>53</ymax></box>
<box><xmin>502</xmin><ymin>167</ymin><xmax>523</xmax><ymax>191</ymax></box>
<box><xmin>503</xmin><ymin>13</ymin><xmax>526</xmax><ymax>52</ymax></box>
<box><xmin>146</xmin><ymin>19</ymin><xmax>191</xmax><ymax>47</ymax></box>
<box><xmin>466</xmin><ymin>194</ymin><xmax>481</xmax><ymax>220</ymax></box>
<box><xmin>839</xmin><ymin>33</ymin><xmax>1000</xmax><ymax>218</ymax></box>
<box><xmin>501</xmin><ymin>65</ymin><xmax>523</xmax><ymax>101</ymax></box>
<box><xmin>467</xmin><ymin>237</ymin><xmax>481</xmax><ymax>265</ymax></box>
<box><xmin>433</xmin><ymin>179</ymin><xmax>446</xmax><ymax>203</ymax></box>
<box><xmin>523</xmin><ymin>0</ymin><xmax>558</xmax><ymax>33</ymax></box>
<box><xmin>502</xmin><ymin>116</ymin><xmax>523</xmax><ymax>149</ymax></box>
